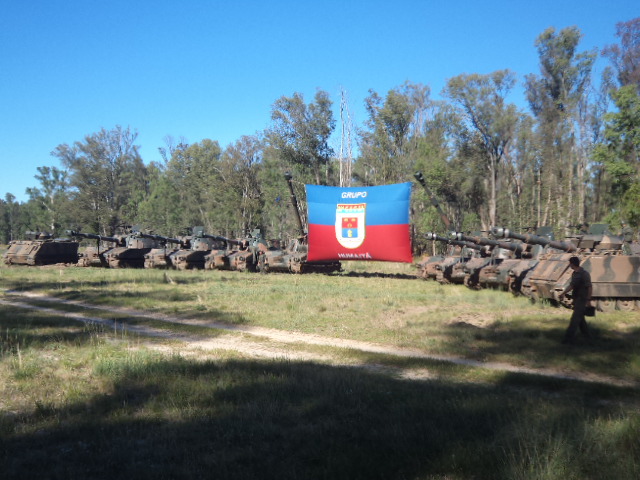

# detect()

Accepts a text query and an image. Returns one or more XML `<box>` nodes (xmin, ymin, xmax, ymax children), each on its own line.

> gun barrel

<box><xmin>414</xmin><ymin>171</ymin><xmax>452</xmax><ymax>231</ymax></box>
<box><xmin>136</xmin><ymin>232</ymin><xmax>182</xmax><ymax>245</ymax></box>
<box><xmin>285</xmin><ymin>172</ymin><xmax>306</xmax><ymax>237</ymax></box>
<box><xmin>425</xmin><ymin>233</ymin><xmax>482</xmax><ymax>251</ymax></box>
<box><xmin>492</xmin><ymin>227</ymin><xmax>576</xmax><ymax>252</ymax></box>
<box><xmin>452</xmin><ymin>232</ymin><xmax>524</xmax><ymax>253</ymax></box>
<box><xmin>66</xmin><ymin>230</ymin><xmax>121</xmax><ymax>244</ymax></box>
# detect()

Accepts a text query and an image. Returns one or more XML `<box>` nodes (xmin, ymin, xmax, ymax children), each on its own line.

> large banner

<box><xmin>306</xmin><ymin>182</ymin><xmax>412</xmax><ymax>263</ymax></box>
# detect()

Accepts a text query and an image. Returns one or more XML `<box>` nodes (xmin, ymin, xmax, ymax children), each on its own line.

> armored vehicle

<box><xmin>256</xmin><ymin>172</ymin><xmax>341</xmax><ymax>274</ymax></box>
<box><xmin>491</xmin><ymin>227</ymin><xmax>576</xmax><ymax>295</ymax></box>
<box><xmin>448</xmin><ymin>233</ymin><xmax>517</xmax><ymax>288</ymax></box>
<box><xmin>225</xmin><ymin>230</ymin><xmax>264</xmax><ymax>272</ymax></box>
<box><xmin>514</xmin><ymin>225</ymin><xmax>640</xmax><ymax>311</ymax></box>
<box><xmin>421</xmin><ymin>233</ymin><xmax>483</xmax><ymax>284</ymax></box>
<box><xmin>170</xmin><ymin>227</ymin><xmax>226</xmax><ymax>270</ymax></box>
<box><xmin>103</xmin><ymin>227</ymin><xmax>162</xmax><ymax>268</ymax></box>
<box><xmin>551</xmin><ymin>233</ymin><xmax>640</xmax><ymax>311</ymax></box>
<box><xmin>203</xmin><ymin>234</ymin><xmax>243</xmax><ymax>270</ymax></box>
<box><xmin>143</xmin><ymin>233</ymin><xmax>186</xmax><ymax>269</ymax></box>
<box><xmin>3</xmin><ymin>231</ymin><xmax>79</xmax><ymax>266</ymax></box>
<box><xmin>67</xmin><ymin>230</ymin><xmax>125</xmax><ymax>267</ymax></box>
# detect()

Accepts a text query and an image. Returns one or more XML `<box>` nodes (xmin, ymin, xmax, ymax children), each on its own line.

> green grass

<box><xmin>1</xmin><ymin>262</ymin><xmax>640</xmax><ymax>479</ymax></box>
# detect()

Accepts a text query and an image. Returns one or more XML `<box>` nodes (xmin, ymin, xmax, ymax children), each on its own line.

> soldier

<box><xmin>558</xmin><ymin>256</ymin><xmax>592</xmax><ymax>344</ymax></box>
<box><xmin>620</xmin><ymin>220</ymin><xmax>633</xmax><ymax>243</ymax></box>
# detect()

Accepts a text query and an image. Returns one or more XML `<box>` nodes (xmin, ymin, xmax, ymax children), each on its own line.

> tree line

<box><xmin>1</xmin><ymin>21</ymin><xmax>639</xmax><ymax>251</ymax></box>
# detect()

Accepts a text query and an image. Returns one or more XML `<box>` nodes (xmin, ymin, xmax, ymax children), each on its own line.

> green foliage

<box><xmin>52</xmin><ymin>126</ymin><xmax>149</xmax><ymax>235</ymax></box>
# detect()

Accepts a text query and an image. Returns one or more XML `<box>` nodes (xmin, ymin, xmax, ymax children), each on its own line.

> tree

<box><xmin>593</xmin><ymin>85</ymin><xmax>640</xmax><ymax>225</ymax></box>
<box><xmin>267</xmin><ymin>90</ymin><xmax>335</xmax><ymax>185</ymax></box>
<box><xmin>25</xmin><ymin>166</ymin><xmax>71</xmax><ymax>233</ymax></box>
<box><xmin>525</xmin><ymin>27</ymin><xmax>596</xmax><ymax>229</ymax></box>
<box><xmin>357</xmin><ymin>82</ymin><xmax>432</xmax><ymax>185</ymax></box>
<box><xmin>219</xmin><ymin>135</ymin><xmax>263</xmax><ymax>236</ymax></box>
<box><xmin>602</xmin><ymin>17</ymin><xmax>640</xmax><ymax>91</ymax></box>
<box><xmin>444</xmin><ymin>70</ymin><xmax>520</xmax><ymax>228</ymax></box>
<box><xmin>52</xmin><ymin>126</ymin><xmax>148</xmax><ymax>235</ymax></box>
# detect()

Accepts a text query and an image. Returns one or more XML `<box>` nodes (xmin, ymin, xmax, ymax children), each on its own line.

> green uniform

<box><xmin>563</xmin><ymin>267</ymin><xmax>592</xmax><ymax>343</ymax></box>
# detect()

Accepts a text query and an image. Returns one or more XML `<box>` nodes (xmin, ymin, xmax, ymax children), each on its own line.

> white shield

<box><xmin>335</xmin><ymin>203</ymin><xmax>366</xmax><ymax>249</ymax></box>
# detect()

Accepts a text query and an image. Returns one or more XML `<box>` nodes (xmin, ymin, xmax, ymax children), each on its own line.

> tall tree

<box><xmin>525</xmin><ymin>27</ymin><xmax>596</xmax><ymax>229</ymax></box>
<box><xmin>593</xmin><ymin>85</ymin><xmax>640</xmax><ymax>225</ymax></box>
<box><xmin>444</xmin><ymin>70</ymin><xmax>520</xmax><ymax>228</ymax></box>
<box><xmin>53</xmin><ymin>126</ymin><xmax>148</xmax><ymax>235</ymax></box>
<box><xmin>602</xmin><ymin>17</ymin><xmax>640</xmax><ymax>91</ymax></box>
<box><xmin>267</xmin><ymin>90</ymin><xmax>335</xmax><ymax>185</ymax></box>
<box><xmin>357</xmin><ymin>82</ymin><xmax>432</xmax><ymax>185</ymax></box>
<box><xmin>25</xmin><ymin>166</ymin><xmax>71</xmax><ymax>233</ymax></box>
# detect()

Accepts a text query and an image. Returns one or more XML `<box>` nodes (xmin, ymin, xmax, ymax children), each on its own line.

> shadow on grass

<box><xmin>441</xmin><ymin>317</ymin><xmax>640</xmax><ymax>383</ymax></box>
<box><xmin>2</xmin><ymin>356</ymin><xmax>638</xmax><ymax>480</ymax></box>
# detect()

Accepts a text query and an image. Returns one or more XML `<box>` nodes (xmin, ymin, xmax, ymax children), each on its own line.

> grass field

<box><xmin>1</xmin><ymin>261</ymin><xmax>639</xmax><ymax>479</ymax></box>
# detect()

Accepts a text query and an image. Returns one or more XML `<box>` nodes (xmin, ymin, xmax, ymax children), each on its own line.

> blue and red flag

<box><xmin>306</xmin><ymin>182</ymin><xmax>412</xmax><ymax>263</ymax></box>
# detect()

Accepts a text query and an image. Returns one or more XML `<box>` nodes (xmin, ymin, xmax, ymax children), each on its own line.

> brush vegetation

<box><xmin>1</xmin><ymin>262</ymin><xmax>639</xmax><ymax>479</ymax></box>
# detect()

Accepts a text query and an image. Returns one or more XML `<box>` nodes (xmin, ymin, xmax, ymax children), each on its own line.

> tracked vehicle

<box><xmin>256</xmin><ymin>172</ymin><xmax>341</xmax><ymax>274</ymax></box>
<box><xmin>103</xmin><ymin>227</ymin><xmax>162</xmax><ymax>268</ymax></box>
<box><xmin>66</xmin><ymin>230</ymin><xmax>125</xmax><ymax>267</ymax></box>
<box><xmin>420</xmin><ymin>233</ymin><xmax>483</xmax><ymax>283</ymax></box>
<box><xmin>3</xmin><ymin>231</ymin><xmax>79</xmax><ymax>266</ymax></box>
<box><xmin>143</xmin><ymin>233</ymin><xmax>185</xmax><ymax>268</ymax></box>
<box><xmin>170</xmin><ymin>227</ymin><xmax>227</xmax><ymax>270</ymax></box>
<box><xmin>491</xmin><ymin>227</ymin><xmax>576</xmax><ymax>295</ymax></box>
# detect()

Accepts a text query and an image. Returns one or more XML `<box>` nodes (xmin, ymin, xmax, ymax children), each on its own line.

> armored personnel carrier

<box><xmin>67</xmin><ymin>230</ymin><xmax>125</xmax><ymax>267</ymax></box>
<box><xmin>3</xmin><ymin>231</ymin><xmax>79</xmax><ymax>266</ymax></box>
<box><xmin>511</xmin><ymin>224</ymin><xmax>640</xmax><ymax>311</ymax></box>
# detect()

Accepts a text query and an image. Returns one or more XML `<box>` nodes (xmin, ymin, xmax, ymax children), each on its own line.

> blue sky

<box><xmin>1</xmin><ymin>0</ymin><xmax>637</xmax><ymax>202</ymax></box>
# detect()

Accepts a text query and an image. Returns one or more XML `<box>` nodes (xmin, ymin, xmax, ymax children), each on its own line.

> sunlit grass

<box><xmin>1</xmin><ymin>262</ymin><xmax>639</xmax><ymax>385</ymax></box>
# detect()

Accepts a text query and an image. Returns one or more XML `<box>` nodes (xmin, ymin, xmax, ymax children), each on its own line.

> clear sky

<box><xmin>1</xmin><ymin>0</ymin><xmax>637</xmax><ymax>202</ymax></box>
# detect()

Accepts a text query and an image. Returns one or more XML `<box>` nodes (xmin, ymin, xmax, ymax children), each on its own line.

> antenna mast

<box><xmin>339</xmin><ymin>88</ymin><xmax>353</xmax><ymax>187</ymax></box>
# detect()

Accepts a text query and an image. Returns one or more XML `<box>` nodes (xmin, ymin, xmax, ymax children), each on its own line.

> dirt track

<box><xmin>1</xmin><ymin>289</ymin><xmax>636</xmax><ymax>388</ymax></box>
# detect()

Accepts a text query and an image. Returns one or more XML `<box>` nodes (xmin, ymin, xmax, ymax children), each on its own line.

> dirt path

<box><xmin>2</xmin><ymin>289</ymin><xmax>637</xmax><ymax>388</ymax></box>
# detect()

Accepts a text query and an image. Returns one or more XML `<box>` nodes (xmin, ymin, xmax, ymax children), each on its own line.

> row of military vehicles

<box><xmin>2</xmin><ymin>173</ymin><xmax>341</xmax><ymax>275</ymax></box>
<box><xmin>4</xmin><ymin>172</ymin><xmax>640</xmax><ymax>311</ymax></box>
<box><xmin>413</xmin><ymin>172</ymin><xmax>640</xmax><ymax>312</ymax></box>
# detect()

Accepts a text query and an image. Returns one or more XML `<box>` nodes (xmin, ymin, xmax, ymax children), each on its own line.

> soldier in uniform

<box><xmin>558</xmin><ymin>256</ymin><xmax>592</xmax><ymax>344</ymax></box>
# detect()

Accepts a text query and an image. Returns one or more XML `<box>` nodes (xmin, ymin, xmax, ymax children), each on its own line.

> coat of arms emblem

<box><xmin>335</xmin><ymin>203</ymin><xmax>366</xmax><ymax>249</ymax></box>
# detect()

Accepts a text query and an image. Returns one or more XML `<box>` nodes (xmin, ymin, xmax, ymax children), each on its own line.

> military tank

<box><xmin>169</xmin><ymin>227</ymin><xmax>230</xmax><ymax>270</ymax></box>
<box><xmin>448</xmin><ymin>233</ymin><xmax>518</xmax><ymax>288</ymax></box>
<box><xmin>103</xmin><ymin>227</ymin><xmax>162</xmax><ymax>268</ymax></box>
<box><xmin>491</xmin><ymin>227</ymin><xmax>576</xmax><ymax>295</ymax></box>
<box><xmin>421</xmin><ymin>233</ymin><xmax>483</xmax><ymax>284</ymax></box>
<box><xmin>225</xmin><ymin>229</ymin><xmax>264</xmax><ymax>272</ymax></box>
<box><xmin>143</xmin><ymin>233</ymin><xmax>186</xmax><ymax>269</ymax></box>
<box><xmin>203</xmin><ymin>234</ymin><xmax>244</xmax><ymax>271</ymax></box>
<box><xmin>3</xmin><ymin>231</ymin><xmax>79</xmax><ymax>266</ymax></box>
<box><xmin>510</xmin><ymin>225</ymin><xmax>640</xmax><ymax>311</ymax></box>
<box><xmin>256</xmin><ymin>172</ymin><xmax>341</xmax><ymax>274</ymax></box>
<box><xmin>66</xmin><ymin>230</ymin><xmax>125</xmax><ymax>267</ymax></box>
<box><xmin>551</xmin><ymin>232</ymin><xmax>639</xmax><ymax>312</ymax></box>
